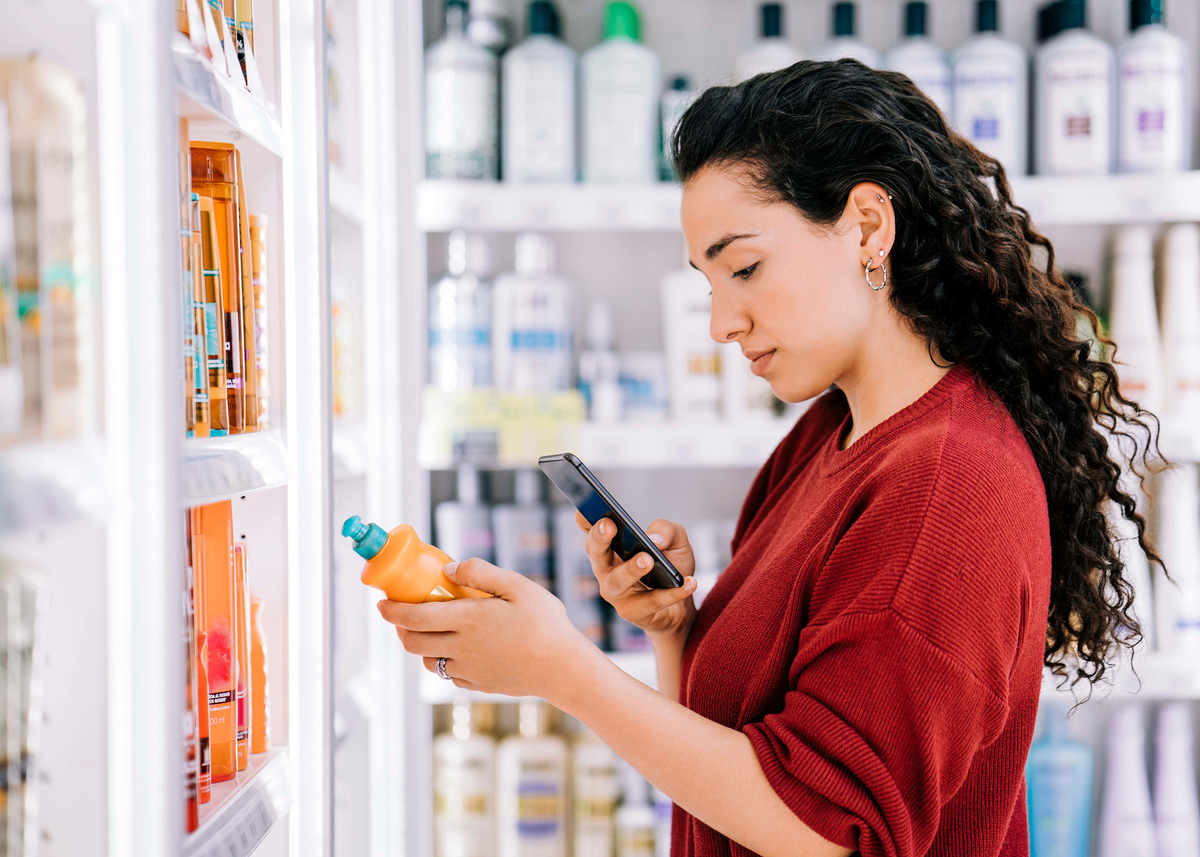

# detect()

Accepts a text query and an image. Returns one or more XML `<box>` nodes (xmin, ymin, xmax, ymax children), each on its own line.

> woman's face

<box><xmin>680</xmin><ymin>165</ymin><xmax>885</xmax><ymax>404</ymax></box>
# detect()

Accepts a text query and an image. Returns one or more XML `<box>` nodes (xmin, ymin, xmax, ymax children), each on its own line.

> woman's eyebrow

<box><xmin>706</xmin><ymin>232</ymin><xmax>760</xmax><ymax>260</ymax></box>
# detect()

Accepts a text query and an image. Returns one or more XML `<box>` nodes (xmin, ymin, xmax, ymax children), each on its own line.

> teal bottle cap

<box><xmin>342</xmin><ymin>515</ymin><xmax>389</xmax><ymax>560</ymax></box>
<box><xmin>604</xmin><ymin>1</ymin><xmax>640</xmax><ymax>41</ymax></box>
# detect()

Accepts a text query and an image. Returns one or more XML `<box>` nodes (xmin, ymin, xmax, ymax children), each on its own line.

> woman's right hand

<box><xmin>577</xmin><ymin>512</ymin><xmax>698</xmax><ymax>641</ymax></box>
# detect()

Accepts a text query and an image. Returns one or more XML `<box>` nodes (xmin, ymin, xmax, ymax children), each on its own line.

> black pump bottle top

<box><xmin>905</xmin><ymin>2</ymin><xmax>927</xmax><ymax>38</ymax></box>
<box><xmin>761</xmin><ymin>2</ymin><xmax>783</xmax><ymax>38</ymax></box>
<box><xmin>976</xmin><ymin>0</ymin><xmax>999</xmax><ymax>33</ymax></box>
<box><xmin>1130</xmin><ymin>0</ymin><xmax>1164</xmax><ymax>30</ymax></box>
<box><xmin>833</xmin><ymin>1</ymin><xmax>855</xmax><ymax>38</ymax></box>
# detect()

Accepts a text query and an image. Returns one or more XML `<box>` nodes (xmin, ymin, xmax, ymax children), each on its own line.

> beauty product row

<box><xmin>433</xmin><ymin>465</ymin><xmax>734</xmax><ymax>652</ymax></box>
<box><xmin>184</xmin><ymin>500</ymin><xmax>273</xmax><ymax>833</ymax></box>
<box><xmin>429</xmin><ymin>231</ymin><xmax>786</xmax><ymax>424</ymax></box>
<box><xmin>178</xmin><ymin>124</ymin><xmax>271</xmax><ymax>439</ymax></box>
<box><xmin>173</xmin><ymin>0</ymin><xmax>268</xmax><ymax>100</ymax></box>
<box><xmin>0</xmin><ymin>560</ymin><xmax>44</xmax><ymax>853</ymax></box>
<box><xmin>1028</xmin><ymin>702</ymin><xmax>1200</xmax><ymax>856</ymax></box>
<box><xmin>0</xmin><ymin>56</ymin><xmax>93</xmax><ymax>445</ymax></box>
<box><xmin>434</xmin><ymin>697</ymin><xmax>670</xmax><ymax>857</ymax></box>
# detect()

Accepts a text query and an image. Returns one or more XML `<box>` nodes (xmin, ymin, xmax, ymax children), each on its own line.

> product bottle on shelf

<box><xmin>496</xmin><ymin>700</ymin><xmax>568</xmax><ymax>857</ymax></box>
<box><xmin>1153</xmin><ymin>464</ymin><xmax>1200</xmax><ymax>656</ymax></box>
<box><xmin>578</xmin><ymin>299</ymin><xmax>622</xmax><ymax>423</ymax></box>
<box><xmin>582</xmin><ymin>1</ymin><xmax>662</xmax><ymax>184</ymax></box>
<box><xmin>1034</xmin><ymin>0</ymin><xmax>1114</xmax><ymax>176</ymax></box>
<box><xmin>434</xmin><ymin>699</ymin><xmax>497</xmax><ymax>857</ymax></box>
<box><xmin>1117</xmin><ymin>0</ymin><xmax>1190</xmax><ymax>173</ymax></box>
<box><xmin>572</xmin><ymin>729</ymin><xmax>620</xmax><ymax>857</ymax></box>
<box><xmin>652</xmin><ymin>786</ymin><xmax>671</xmax><ymax>857</ymax></box>
<box><xmin>180</xmin><ymin>119</ymin><xmax>196</xmax><ymax>438</ymax></box>
<box><xmin>1026</xmin><ymin>704</ymin><xmax>1094</xmax><ymax>857</ymax></box>
<box><xmin>233</xmin><ymin>542</ymin><xmax>251</xmax><ymax>771</ymax></box>
<box><xmin>812</xmin><ymin>2</ymin><xmax>880</xmax><ymax>68</ymax></box>
<box><xmin>1110</xmin><ymin>483</ymin><xmax>1157</xmax><ymax>652</ymax></box>
<box><xmin>430</xmin><ymin>230</ymin><xmax>494</xmax><ymax>391</ymax></box>
<box><xmin>720</xmin><ymin>341</ymin><xmax>777</xmax><ymax>421</ymax></box>
<box><xmin>1154</xmin><ymin>702</ymin><xmax>1200</xmax><ymax>855</ymax></box>
<box><xmin>616</xmin><ymin>764</ymin><xmax>657</xmax><ymax>857</ymax></box>
<box><xmin>195</xmin><ymin>500</ymin><xmax>238</xmax><ymax>783</ymax></box>
<box><xmin>493</xmin><ymin>232</ymin><xmax>572</xmax><ymax>393</ymax></box>
<box><xmin>187</xmin><ymin>189</ymin><xmax>211</xmax><ymax>437</ymax></box>
<box><xmin>952</xmin><ymin>0</ymin><xmax>1028</xmax><ymax>177</ymax></box>
<box><xmin>734</xmin><ymin>3</ymin><xmax>802</xmax><ymax>82</ymax></box>
<box><xmin>426</xmin><ymin>0</ymin><xmax>500</xmax><ymax>180</ymax></box>
<box><xmin>553</xmin><ymin>505</ymin><xmax>608</xmax><ymax>647</ymax></box>
<box><xmin>1109</xmin><ymin>225</ymin><xmax>1164</xmax><ymax>414</ymax></box>
<box><xmin>190</xmin><ymin>509</ymin><xmax>212</xmax><ymax>802</ymax></box>
<box><xmin>885</xmin><ymin>2</ymin><xmax>951</xmax><ymax>118</ymax></box>
<box><xmin>197</xmin><ymin>197</ymin><xmax>231</xmax><ymax>436</ymax></box>
<box><xmin>1098</xmin><ymin>706</ymin><xmax>1157</xmax><ymax>857</ymax></box>
<box><xmin>249</xmin><ymin>595</ymin><xmax>271</xmax><ymax>753</ymax></box>
<box><xmin>436</xmin><ymin>465</ymin><xmax>496</xmax><ymax>564</ymax></box>
<box><xmin>660</xmin><ymin>76</ymin><xmax>697</xmax><ymax>181</ymax></box>
<box><xmin>467</xmin><ymin>0</ymin><xmax>513</xmax><ymax>53</ymax></box>
<box><xmin>619</xmin><ymin>351</ymin><xmax>670</xmax><ymax>422</ymax></box>
<box><xmin>233</xmin><ymin>149</ymin><xmax>258</xmax><ymax>431</ymax></box>
<box><xmin>1160</xmin><ymin>224</ymin><xmax>1200</xmax><ymax>426</ymax></box>
<box><xmin>662</xmin><ymin>266</ymin><xmax>720</xmax><ymax>421</ymax></box>
<box><xmin>0</xmin><ymin>100</ymin><xmax>20</xmax><ymax>441</ymax></box>
<box><xmin>493</xmin><ymin>469</ymin><xmax>552</xmax><ymax>590</ymax></box>
<box><xmin>502</xmin><ymin>0</ymin><xmax>576</xmax><ymax>183</ymax></box>
<box><xmin>184</xmin><ymin>565</ymin><xmax>200</xmax><ymax>832</ymax></box>
<box><xmin>248</xmin><ymin>214</ymin><xmax>268</xmax><ymax>429</ymax></box>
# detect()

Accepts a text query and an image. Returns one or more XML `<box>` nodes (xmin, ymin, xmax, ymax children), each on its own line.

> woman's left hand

<box><xmin>376</xmin><ymin>559</ymin><xmax>596</xmax><ymax>699</ymax></box>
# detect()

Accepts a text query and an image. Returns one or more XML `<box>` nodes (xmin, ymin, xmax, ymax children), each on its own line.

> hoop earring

<box><xmin>865</xmin><ymin>258</ymin><xmax>887</xmax><ymax>291</ymax></box>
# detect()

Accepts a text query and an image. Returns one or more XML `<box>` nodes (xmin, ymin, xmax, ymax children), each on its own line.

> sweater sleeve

<box><xmin>743</xmin><ymin>610</ymin><xmax>1011</xmax><ymax>857</ymax></box>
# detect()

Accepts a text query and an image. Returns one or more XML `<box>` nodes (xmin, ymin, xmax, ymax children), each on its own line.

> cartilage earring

<box><xmin>865</xmin><ymin>258</ymin><xmax>887</xmax><ymax>291</ymax></box>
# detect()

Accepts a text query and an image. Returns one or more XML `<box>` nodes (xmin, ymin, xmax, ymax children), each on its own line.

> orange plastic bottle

<box><xmin>342</xmin><ymin>516</ymin><xmax>489</xmax><ymax>603</ymax></box>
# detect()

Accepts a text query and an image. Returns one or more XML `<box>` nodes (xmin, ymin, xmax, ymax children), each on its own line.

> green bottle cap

<box><xmin>604</xmin><ymin>1</ymin><xmax>640</xmax><ymax>41</ymax></box>
<box><xmin>342</xmin><ymin>515</ymin><xmax>389</xmax><ymax>560</ymax></box>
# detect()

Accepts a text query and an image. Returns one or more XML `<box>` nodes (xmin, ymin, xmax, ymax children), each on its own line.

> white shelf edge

<box><xmin>173</xmin><ymin>35</ymin><xmax>284</xmax><ymax>158</ymax></box>
<box><xmin>333</xmin><ymin>420</ymin><xmax>368</xmax><ymax>480</ymax></box>
<box><xmin>184</xmin><ymin>747</ymin><xmax>292</xmax><ymax>857</ymax></box>
<box><xmin>329</xmin><ymin>168</ymin><xmax>365</xmax><ymax>226</ymax></box>
<box><xmin>0</xmin><ymin>437</ymin><xmax>108</xmax><ymax>533</ymax></box>
<box><xmin>416</xmin><ymin>172</ymin><xmax>1200</xmax><ymax>232</ymax></box>
<box><xmin>183</xmin><ymin>429</ymin><xmax>288</xmax><ymax>506</ymax></box>
<box><xmin>419</xmin><ymin>650</ymin><xmax>656</xmax><ymax>704</ymax></box>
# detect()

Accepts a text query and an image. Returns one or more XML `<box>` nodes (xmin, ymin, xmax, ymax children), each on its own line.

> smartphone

<box><xmin>538</xmin><ymin>453</ymin><xmax>683</xmax><ymax>589</ymax></box>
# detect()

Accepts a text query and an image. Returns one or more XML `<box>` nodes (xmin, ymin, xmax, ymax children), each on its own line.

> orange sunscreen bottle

<box><xmin>198</xmin><ymin>500</ymin><xmax>238</xmax><ymax>782</ymax></box>
<box><xmin>190</xmin><ymin>510</ymin><xmax>212</xmax><ymax>802</ymax></box>
<box><xmin>250</xmin><ymin>595</ymin><xmax>270</xmax><ymax>753</ymax></box>
<box><xmin>196</xmin><ymin>632</ymin><xmax>212</xmax><ymax>803</ymax></box>
<box><xmin>233</xmin><ymin>543</ymin><xmax>250</xmax><ymax>771</ymax></box>
<box><xmin>342</xmin><ymin>517</ymin><xmax>489</xmax><ymax>602</ymax></box>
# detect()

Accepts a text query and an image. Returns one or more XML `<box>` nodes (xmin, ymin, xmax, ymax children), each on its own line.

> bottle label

<box><xmin>953</xmin><ymin>56</ymin><xmax>1022</xmax><ymax>172</ymax></box>
<box><xmin>1044</xmin><ymin>49</ymin><xmax>1112</xmax><ymax>174</ymax></box>
<box><xmin>516</xmin><ymin>780</ymin><xmax>562</xmax><ymax>838</ymax></box>
<box><xmin>506</xmin><ymin>56</ymin><xmax>574</xmax><ymax>180</ymax></box>
<box><xmin>585</xmin><ymin>63</ymin><xmax>656</xmax><ymax>182</ymax></box>
<box><xmin>511</xmin><ymin>330</ymin><xmax>564</xmax><ymax>350</ymax></box>
<box><xmin>204</xmin><ymin>302</ymin><xmax>222</xmax><ymax>358</ymax></box>
<box><xmin>1119</xmin><ymin>44</ymin><xmax>1186</xmax><ymax>171</ymax></box>
<box><xmin>426</xmin><ymin>65</ymin><xmax>498</xmax><ymax>179</ymax></box>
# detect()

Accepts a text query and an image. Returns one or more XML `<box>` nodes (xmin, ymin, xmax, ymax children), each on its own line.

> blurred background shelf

<box><xmin>0</xmin><ymin>438</ymin><xmax>107</xmax><ymax>533</ymax></box>
<box><xmin>419</xmin><ymin>651</ymin><xmax>658</xmax><ymax>704</ymax></box>
<box><xmin>1043</xmin><ymin>653</ymin><xmax>1200</xmax><ymax>701</ymax></box>
<box><xmin>183</xmin><ymin>749</ymin><xmax>292</xmax><ymax>857</ymax></box>
<box><xmin>329</xmin><ymin>167</ymin><xmax>364</xmax><ymax>225</ymax></box>
<box><xmin>182</xmin><ymin>430</ymin><xmax>288</xmax><ymax>505</ymax></box>
<box><xmin>333</xmin><ymin>420</ymin><xmax>368</xmax><ymax>479</ymax></box>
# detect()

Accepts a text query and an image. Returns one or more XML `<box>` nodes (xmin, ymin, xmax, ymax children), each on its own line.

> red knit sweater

<box><xmin>675</xmin><ymin>364</ymin><xmax>1051</xmax><ymax>857</ymax></box>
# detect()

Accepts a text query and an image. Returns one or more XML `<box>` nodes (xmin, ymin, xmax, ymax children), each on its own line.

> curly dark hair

<box><xmin>671</xmin><ymin>59</ymin><xmax>1162</xmax><ymax>688</ymax></box>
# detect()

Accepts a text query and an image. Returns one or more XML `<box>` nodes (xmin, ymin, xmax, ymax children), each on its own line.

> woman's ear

<box><xmin>846</xmin><ymin>182</ymin><xmax>895</xmax><ymax>269</ymax></box>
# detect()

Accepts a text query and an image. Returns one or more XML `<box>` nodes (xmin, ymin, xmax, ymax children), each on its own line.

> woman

<box><xmin>381</xmin><ymin>61</ymin><xmax>1158</xmax><ymax>856</ymax></box>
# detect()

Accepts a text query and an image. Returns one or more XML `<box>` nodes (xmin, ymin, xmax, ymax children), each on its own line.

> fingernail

<box><xmin>637</xmin><ymin>554</ymin><xmax>650</xmax><ymax>569</ymax></box>
<box><xmin>377</xmin><ymin>600</ymin><xmax>387</xmax><ymax>612</ymax></box>
<box><xmin>685</xmin><ymin>578</ymin><xmax>697</xmax><ymax>591</ymax></box>
<box><xmin>443</xmin><ymin>561</ymin><xmax>459</xmax><ymax>578</ymax></box>
<box><xmin>600</xmin><ymin>520</ymin><xmax>610</xmax><ymax>535</ymax></box>
<box><xmin>649</xmin><ymin>533</ymin><xmax>664</xmax><ymax>546</ymax></box>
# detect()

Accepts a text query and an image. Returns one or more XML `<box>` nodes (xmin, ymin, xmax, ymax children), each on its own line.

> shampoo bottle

<box><xmin>1034</xmin><ymin>0</ymin><xmax>1114</xmax><ymax>176</ymax></box>
<box><xmin>342</xmin><ymin>515</ymin><xmax>489</xmax><ymax>602</ymax></box>
<box><xmin>197</xmin><ymin>499</ymin><xmax>238</xmax><ymax>782</ymax></box>
<box><xmin>720</xmin><ymin>341</ymin><xmax>777</xmax><ymax>420</ymax></box>
<box><xmin>493</xmin><ymin>469</ymin><xmax>552</xmax><ymax>590</ymax></box>
<box><xmin>493</xmin><ymin>233</ymin><xmax>573</xmax><ymax>393</ymax></box>
<box><xmin>1109</xmin><ymin>225</ymin><xmax>1164</xmax><ymax>414</ymax></box>
<box><xmin>1117</xmin><ymin>0</ymin><xmax>1190</xmax><ymax>173</ymax></box>
<box><xmin>1099</xmin><ymin>706</ymin><xmax>1157</xmax><ymax>857</ymax></box>
<box><xmin>502</xmin><ymin>0</ymin><xmax>576</xmax><ymax>183</ymax></box>
<box><xmin>885</xmin><ymin>2</ymin><xmax>952</xmax><ymax>118</ymax></box>
<box><xmin>553</xmin><ymin>505</ymin><xmax>608</xmax><ymax>647</ymax></box>
<box><xmin>435</xmin><ymin>465</ymin><xmax>496</xmax><ymax>563</ymax></box>
<box><xmin>1154</xmin><ymin>703</ymin><xmax>1200</xmax><ymax>855</ymax></box>
<box><xmin>662</xmin><ymin>266</ymin><xmax>720</xmax><ymax>421</ymax></box>
<box><xmin>617</xmin><ymin>765</ymin><xmax>658</xmax><ymax>857</ymax></box>
<box><xmin>578</xmin><ymin>300</ymin><xmax>622</xmax><ymax>423</ymax></box>
<box><xmin>196</xmin><ymin>196</ymin><xmax>230</xmax><ymax>435</ymax></box>
<box><xmin>582</xmin><ymin>2</ymin><xmax>662</xmax><ymax>183</ymax></box>
<box><xmin>572</xmin><ymin>729</ymin><xmax>620</xmax><ymax>857</ymax></box>
<box><xmin>189</xmin><ymin>193</ymin><xmax>212</xmax><ymax>437</ymax></box>
<box><xmin>430</xmin><ymin>230</ymin><xmax>494</xmax><ymax>391</ymax></box>
<box><xmin>952</xmin><ymin>0</ymin><xmax>1028</xmax><ymax>176</ymax></box>
<box><xmin>1154</xmin><ymin>464</ymin><xmax>1200</xmax><ymax>656</ymax></box>
<box><xmin>233</xmin><ymin>542</ymin><xmax>250</xmax><ymax>771</ymax></box>
<box><xmin>734</xmin><ymin>3</ymin><xmax>802</xmax><ymax>82</ymax></box>
<box><xmin>1026</xmin><ymin>705</ymin><xmax>1094</xmax><ymax>857</ymax></box>
<box><xmin>466</xmin><ymin>0</ymin><xmax>512</xmax><ymax>53</ymax></box>
<box><xmin>1160</xmin><ymin>224</ymin><xmax>1200</xmax><ymax>425</ymax></box>
<box><xmin>249</xmin><ymin>595</ymin><xmax>271</xmax><ymax>753</ymax></box>
<box><xmin>813</xmin><ymin>2</ymin><xmax>880</xmax><ymax>67</ymax></box>
<box><xmin>496</xmin><ymin>700</ymin><xmax>568</xmax><ymax>857</ymax></box>
<box><xmin>434</xmin><ymin>699</ymin><xmax>497</xmax><ymax>857</ymax></box>
<box><xmin>660</xmin><ymin>76</ymin><xmax>697</xmax><ymax>181</ymax></box>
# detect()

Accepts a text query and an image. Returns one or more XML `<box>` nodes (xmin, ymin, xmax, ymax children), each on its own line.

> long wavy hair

<box><xmin>671</xmin><ymin>60</ymin><xmax>1162</xmax><ymax>687</ymax></box>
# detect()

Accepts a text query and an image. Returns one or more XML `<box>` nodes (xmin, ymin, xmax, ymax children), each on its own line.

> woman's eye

<box><xmin>733</xmin><ymin>263</ymin><xmax>758</xmax><ymax>280</ymax></box>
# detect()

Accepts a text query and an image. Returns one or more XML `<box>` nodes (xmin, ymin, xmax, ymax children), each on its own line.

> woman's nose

<box><xmin>709</xmin><ymin>288</ymin><xmax>748</xmax><ymax>344</ymax></box>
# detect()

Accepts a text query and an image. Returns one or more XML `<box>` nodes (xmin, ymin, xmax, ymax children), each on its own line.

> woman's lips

<box><xmin>746</xmin><ymin>349</ymin><xmax>775</xmax><ymax>376</ymax></box>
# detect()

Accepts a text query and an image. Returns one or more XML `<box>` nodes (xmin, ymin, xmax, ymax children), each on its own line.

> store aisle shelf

<box><xmin>1043</xmin><ymin>652</ymin><xmax>1200</xmax><ymax>701</ymax></box>
<box><xmin>419</xmin><ymin>651</ymin><xmax>657</xmax><ymax>704</ymax></box>
<box><xmin>329</xmin><ymin>167</ymin><xmax>365</xmax><ymax>225</ymax></box>
<box><xmin>183</xmin><ymin>429</ymin><xmax>288</xmax><ymax>506</ymax></box>
<box><xmin>184</xmin><ymin>748</ymin><xmax>292</xmax><ymax>857</ymax></box>
<box><xmin>417</xmin><ymin>173</ymin><xmax>1200</xmax><ymax>232</ymax></box>
<box><xmin>0</xmin><ymin>437</ymin><xmax>107</xmax><ymax>533</ymax></box>
<box><xmin>333</xmin><ymin>420</ymin><xmax>368</xmax><ymax>479</ymax></box>
<box><xmin>173</xmin><ymin>36</ymin><xmax>283</xmax><ymax>158</ymax></box>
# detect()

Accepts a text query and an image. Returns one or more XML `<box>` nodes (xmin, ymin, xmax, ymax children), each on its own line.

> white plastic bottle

<box><xmin>572</xmin><ymin>730</ymin><xmax>620</xmax><ymax>857</ymax></box>
<box><xmin>496</xmin><ymin>700</ymin><xmax>568</xmax><ymax>857</ymax></box>
<box><xmin>1099</xmin><ymin>706</ymin><xmax>1158</xmax><ymax>857</ymax></box>
<box><xmin>434</xmin><ymin>700</ymin><xmax>497</xmax><ymax>857</ymax></box>
<box><xmin>652</xmin><ymin>786</ymin><xmax>672</xmax><ymax>857</ymax></box>
<box><xmin>1034</xmin><ymin>0</ymin><xmax>1114</xmax><ymax>176</ymax></box>
<box><xmin>1108</xmin><ymin>225</ymin><xmax>1163</xmax><ymax>414</ymax></box>
<box><xmin>430</xmin><ymin>230</ymin><xmax>494</xmax><ymax>391</ymax></box>
<box><xmin>502</xmin><ymin>0</ymin><xmax>576</xmax><ymax>182</ymax></box>
<box><xmin>1159</xmin><ymin>224</ymin><xmax>1200</xmax><ymax>425</ymax></box>
<box><xmin>1154</xmin><ymin>703</ymin><xmax>1200</xmax><ymax>856</ymax></box>
<box><xmin>1154</xmin><ymin>464</ymin><xmax>1200</xmax><ymax>657</ymax></box>
<box><xmin>735</xmin><ymin>3</ymin><xmax>802</xmax><ymax>82</ymax></box>
<box><xmin>582</xmin><ymin>1</ymin><xmax>661</xmax><ymax>183</ymax></box>
<box><xmin>1110</xmin><ymin>477</ymin><xmax>1156</xmax><ymax>652</ymax></box>
<box><xmin>885</xmin><ymin>1</ymin><xmax>951</xmax><ymax>118</ymax></box>
<box><xmin>552</xmin><ymin>504</ymin><xmax>607</xmax><ymax>646</ymax></box>
<box><xmin>467</xmin><ymin>0</ymin><xmax>512</xmax><ymax>53</ymax></box>
<box><xmin>492</xmin><ymin>469</ymin><xmax>552</xmax><ymax>590</ymax></box>
<box><xmin>1117</xmin><ymin>0</ymin><xmax>1190</xmax><ymax>173</ymax></box>
<box><xmin>952</xmin><ymin>0</ymin><xmax>1027</xmax><ymax>176</ymax></box>
<box><xmin>660</xmin><ymin>75</ymin><xmax>697</xmax><ymax>180</ymax></box>
<box><xmin>812</xmin><ymin>2</ymin><xmax>880</xmax><ymax>68</ymax></box>
<box><xmin>616</xmin><ymin>764</ymin><xmax>657</xmax><ymax>857</ymax></box>
<box><xmin>492</xmin><ymin>233</ymin><xmax>572</xmax><ymax>393</ymax></box>
<box><xmin>661</xmin><ymin>266</ymin><xmax>720</xmax><ymax>421</ymax></box>
<box><xmin>426</xmin><ymin>0</ymin><xmax>500</xmax><ymax>180</ymax></box>
<box><xmin>435</xmin><ymin>465</ymin><xmax>496</xmax><ymax>563</ymax></box>
<box><xmin>721</xmin><ymin>341</ymin><xmax>777</xmax><ymax>420</ymax></box>
<box><xmin>578</xmin><ymin>299</ymin><xmax>622</xmax><ymax>423</ymax></box>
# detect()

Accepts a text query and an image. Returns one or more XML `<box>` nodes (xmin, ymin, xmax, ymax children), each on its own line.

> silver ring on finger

<box><xmin>436</xmin><ymin>656</ymin><xmax>451</xmax><ymax>680</ymax></box>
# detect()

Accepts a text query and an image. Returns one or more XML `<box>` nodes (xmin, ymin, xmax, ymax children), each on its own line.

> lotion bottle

<box><xmin>1034</xmin><ymin>0</ymin><xmax>1114</xmax><ymax>176</ymax></box>
<box><xmin>1109</xmin><ymin>225</ymin><xmax>1164</xmax><ymax>414</ymax></box>
<box><xmin>435</xmin><ymin>465</ymin><xmax>496</xmax><ymax>564</ymax></box>
<box><xmin>952</xmin><ymin>0</ymin><xmax>1028</xmax><ymax>176</ymax></box>
<box><xmin>734</xmin><ymin>3</ymin><xmax>802</xmax><ymax>82</ymax></box>
<box><xmin>1026</xmin><ymin>704</ymin><xmax>1094</xmax><ymax>857</ymax></box>
<box><xmin>1154</xmin><ymin>702</ymin><xmax>1200</xmax><ymax>856</ymax></box>
<box><xmin>430</xmin><ymin>231</ymin><xmax>494</xmax><ymax>391</ymax></box>
<box><xmin>662</xmin><ymin>265</ymin><xmax>720</xmax><ymax>421</ymax></box>
<box><xmin>1117</xmin><ymin>0</ymin><xmax>1190</xmax><ymax>173</ymax></box>
<box><xmin>493</xmin><ymin>469</ymin><xmax>552</xmax><ymax>590</ymax></box>
<box><xmin>502</xmin><ymin>0</ymin><xmax>576</xmax><ymax>182</ymax></box>
<box><xmin>885</xmin><ymin>2</ymin><xmax>952</xmax><ymax>118</ymax></box>
<box><xmin>1159</xmin><ymin>224</ymin><xmax>1200</xmax><ymax>425</ymax></box>
<box><xmin>496</xmin><ymin>700</ymin><xmax>568</xmax><ymax>857</ymax></box>
<box><xmin>493</xmin><ymin>233</ymin><xmax>573</xmax><ymax>393</ymax></box>
<box><xmin>572</xmin><ymin>729</ymin><xmax>620</xmax><ymax>857</ymax></box>
<box><xmin>1154</xmin><ymin>464</ymin><xmax>1200</xmax><ymax>657</ymax></box>
<box><xmin>553</xmin><ymin>505</ymin><xmax>607</xmax><ymax>647</ymax></box>
<box><xmin>813</xmin><ymin>2</ymin><xmax>880</xmax><ymax>68</ymax></box>
<box><xmin>660</xmin><ymin>76</ymin><xmax>697</xmax><ymax>180</ymax></box>
<box><xmin>578</xmin><ymin>300</ymin><xmax>622</xmax><ymax>423</ymax></box>
<box><xmin>582</xmin><ymin>2</ymin><xmax>661</xmax><ymax>183</ymax></box>
<box><xmin>434</xmin><ymin>699</ymin><xmax>497</xmax><ymax>857</ymax></box>
<box><xmin>616</xmin><ymin>764</ymin><xmax>658</xmax><ymax>857</ymax></box>
<box><xmin>1099</xmin><ymin>706</ymin><xmax>1158</xmax><ymax>857</ymax></box>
